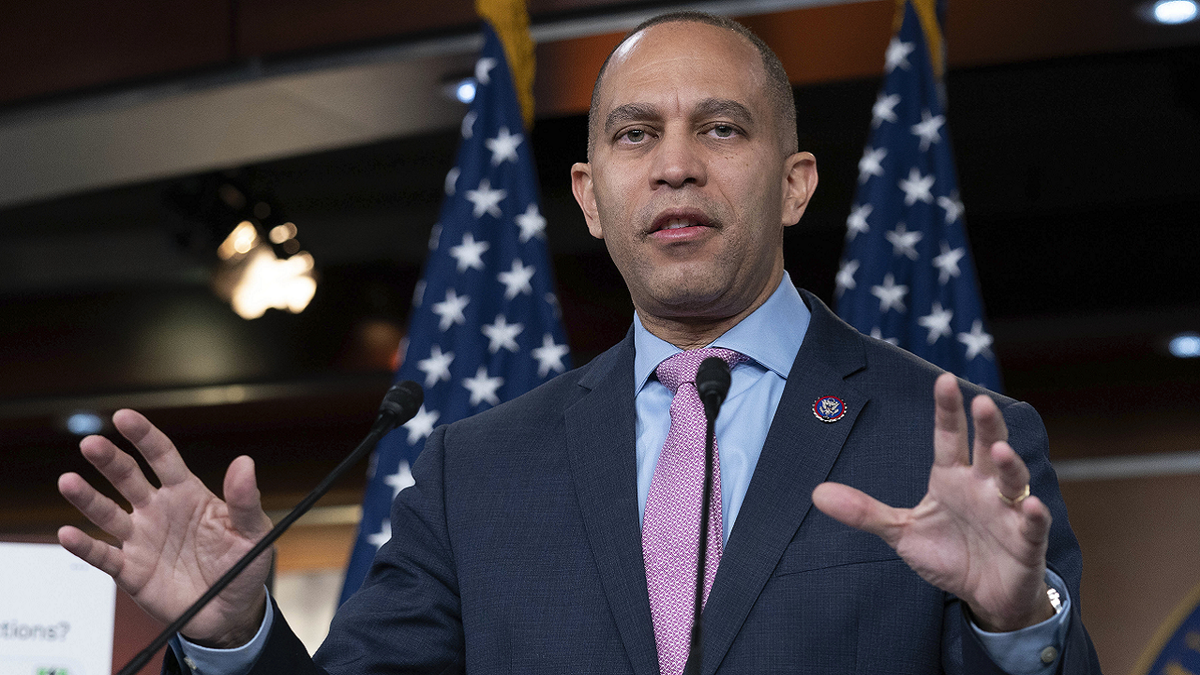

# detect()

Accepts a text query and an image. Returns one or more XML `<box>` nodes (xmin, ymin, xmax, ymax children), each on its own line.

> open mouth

<box><xmin>649</xmin><ymin>210</ymin><xmax>714</xmax><ymax>234</ymax></box>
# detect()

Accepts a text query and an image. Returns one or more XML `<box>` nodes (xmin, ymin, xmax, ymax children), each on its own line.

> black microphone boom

<box><xmin>114</xmin><ymin>381</ymin><xmax>424</xmax><ymax>675</ymax></box>
<box><xmin>684</xmin><ymin>357</ymin><xmax>732</xmax><ymax>675</ymax></box>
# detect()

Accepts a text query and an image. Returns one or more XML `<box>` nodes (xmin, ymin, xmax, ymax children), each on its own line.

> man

<box><xmin>58</xmin><ymin>12</ymin><xmax>1102</xmax><ymax>674</ymax></box>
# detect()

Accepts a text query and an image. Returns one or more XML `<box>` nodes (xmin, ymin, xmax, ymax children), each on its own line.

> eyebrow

<box><xmin>603</xmin><ymin>98</ymin><xmax>755</xmax><ymax>136</ymax></box>
<box><xmin>604</xmin><ymin>102</ymin><xmax>661</xmax><ymax>135</ymax></box>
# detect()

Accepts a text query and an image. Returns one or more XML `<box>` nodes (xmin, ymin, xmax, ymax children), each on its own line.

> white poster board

<box><xmin>0</xmin><ymin>542</ymin><xmax>116</xmax><ymax>675</ymax></box>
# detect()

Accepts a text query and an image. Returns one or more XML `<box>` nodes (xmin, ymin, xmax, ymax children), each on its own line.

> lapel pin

<box><xmin>813</xmin><ymin>395</ymin><xmax>846</xmax><ymax>423</ymax></box>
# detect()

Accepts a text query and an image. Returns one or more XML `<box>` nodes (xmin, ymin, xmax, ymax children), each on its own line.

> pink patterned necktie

<box><xmin>643</xmin><ymin>347</ymin><xmax>747</xmax><ymax>675</ymax></box>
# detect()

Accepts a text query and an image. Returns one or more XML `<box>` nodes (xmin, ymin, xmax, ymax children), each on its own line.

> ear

<box><xmin>780</xmin><ymin>151</ymin><xmax>819</xmax><ymax>228</ymax></box>
<box><xmin>571</xmin><ymin>161</ymin><xmax>604</xmax><ymax>239</ymax></box>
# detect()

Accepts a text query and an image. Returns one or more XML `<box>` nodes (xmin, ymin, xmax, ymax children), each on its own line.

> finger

<box><xmin>58</xmin><ymin>472</ymin><xmax>134</xmax><ymax>540</ymax></box>
<box><xmin>113</xmin><ymin>409</ymin><xmax>192</xmax><ymax>488</ymax></box>
<box><xmin>223</xmin><ymin>456</ymin><xmax>272</xmax><ymax>537</ymax></box>
<box><xmin>991</xmin><ymin>441</ymin><xmax>1032</xmax><ymax>503</ymax></box>
<box><xmin>812</xmin><ymin>482</ymin><xmax>904</xmax><ymax>547</ymax></box>
<box><xmin>57</xmin><ymin>525</ymin><xmax>124</xmax><ymax>578</ymax></box>
<box><xmin>933</xmin><ymin>373</ymin><xmax>970</xmax><ymax>467</ymax></box>
<box><xmin>970</xmin><ymin>394</ymin><xmax>1009</xmax><ymax>477</ymax></box>
<box><xmin>78</xmin><ymin>434</ymin><xmax>154</xmax><ymax>508</ymax></box>
<box><xmin>1019</xmin><ymin>496</ymin><xmax>1053</xmax><ymax>549</ymax></box>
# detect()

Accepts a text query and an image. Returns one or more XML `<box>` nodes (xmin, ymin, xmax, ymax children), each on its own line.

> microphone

<box><xmin>685</xmin><ymin>357</ymin><xmax>732</xmax><ymax>675</ymax></box>
<box><xmin>115</xmin><ymin>381</ymin><xmax>424</xmax><ymax>675</ymax></box>
<box><xmin>696</xmin><ymin>357</ymin><xmax>732</xmax><ymax>422</ymax></box>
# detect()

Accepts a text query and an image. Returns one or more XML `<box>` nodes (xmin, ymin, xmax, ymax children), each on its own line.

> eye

<box><xmin>709</xmin><ymin>124</ymin><xmax>737</xmax><ymax>138</ymax></box>
<box><xmin>621</xmin><ymin>129</ymin><xmax>646</xmax><ymax>143</ymax></box>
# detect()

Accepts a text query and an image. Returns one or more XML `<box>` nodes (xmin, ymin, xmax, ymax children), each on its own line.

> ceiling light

<box><xmin>1168</xmin><ymin>332</ymin><xmax>1200</xmax><ymax>358</ymax></box>
<box><xmin>65</xmin><ymin>412</ymin><xmax>104</xmax><ymax>435</ymax></box>
<box><xmin>1146</xmin><ymin>0</ymin><xmax>1199</xmax><ymax>24</ymax></box>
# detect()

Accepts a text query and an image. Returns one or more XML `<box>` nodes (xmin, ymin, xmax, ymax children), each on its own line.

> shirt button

<box><xmin>1040</xmin><ymin>646</ymin><xmax>1059</xmax><ymax>664</ymax></box>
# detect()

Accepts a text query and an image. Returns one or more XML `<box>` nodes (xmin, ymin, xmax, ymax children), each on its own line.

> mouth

<box><xmin>648</xmin><ymin>209</ymin><xmax>715</xmax><ymax>235</ymax></box>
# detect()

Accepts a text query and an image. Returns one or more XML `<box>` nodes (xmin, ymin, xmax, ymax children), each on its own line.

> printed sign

<box><xmin>0</xmin><ymin>542</ymin><xmax>116</xmax><ymax>675</ymax></box>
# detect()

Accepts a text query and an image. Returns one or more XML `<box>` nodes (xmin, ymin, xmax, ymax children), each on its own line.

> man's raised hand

<box><xmin>57</xmin><ymin>409</ymin><xmax>273</xmax><ymax>648</ymax></box>
<box><xmin>812</xmin><ymin>372</ymin><xmax>1056</xmax><ymax>632</ymax></box>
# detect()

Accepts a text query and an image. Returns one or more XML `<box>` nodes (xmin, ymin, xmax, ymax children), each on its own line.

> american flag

<box><xmin>835</xmin><ymin>0</ymin><xmax>1002</xmax><ymax>393</ymax></box>
<box><xmin>340</xmin><ymin>21</ymin><xmax>572</xmax><ymax>601</ymax></box>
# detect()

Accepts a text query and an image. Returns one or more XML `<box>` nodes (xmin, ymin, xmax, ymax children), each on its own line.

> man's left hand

<box><xmin>812</xmin><ymin>372</ymin><xmax>1056</xmax><ymax>632</ymax></box>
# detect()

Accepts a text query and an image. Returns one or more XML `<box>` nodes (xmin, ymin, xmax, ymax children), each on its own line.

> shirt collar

<box><xmin>632</xmin><ymin>272</ymin><xmax>812</xmax><ymax>393</ymax></box>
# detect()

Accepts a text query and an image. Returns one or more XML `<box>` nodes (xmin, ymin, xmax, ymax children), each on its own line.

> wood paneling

<box><xmin>0</xmin><ymin>0</ymin><xmax>232</xmax><ymax>105</ymax></box>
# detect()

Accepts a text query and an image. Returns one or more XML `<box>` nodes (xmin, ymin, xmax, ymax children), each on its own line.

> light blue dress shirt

<box><xmin>179</xmin><ymin>272</ymin><xmax>1069</xmax><ymax>674</ymax></box>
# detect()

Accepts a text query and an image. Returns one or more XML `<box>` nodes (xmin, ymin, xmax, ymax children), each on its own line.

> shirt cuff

<box><xmin>969</xmin><ymin>570</ymin><xmax>1072</xmax><ymax>675</ymax></box>
<box><xmin>171</xmin><ymin>589</ymin><xmax>275</xmax><ymax>675</ymax></box>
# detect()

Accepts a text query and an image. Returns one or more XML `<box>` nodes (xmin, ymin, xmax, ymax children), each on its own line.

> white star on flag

<box><xmin>445</xmin><ymin>167</ymin><xmax>460</xmax><ymax>195</ymax></box>
<box><xmin>846</xmin><ymin>204</ymin><xmax>872</xmax><ymax>241</ymax></box>
<box><xmin>367</xmin><ymin>520</ymin><xmax>391</xmax><ymax>550</ymax></box>
<box><xmin>384</xmin><ymin>461</ymin><xmax>415</xmax><ymax>499</ymax></box>
<box><xmin>917</xmin><ymin>302</ymin><xmax>954</xmax><ymax>344</ymax></box>
<box><xmin>910</xmin><ymin>109</ymin><xmax>945</xmax><ymax>152</ymax></box>
<box><xmin>531</xmin><ymin>333</ymin><xmax>570</xmax><ymax>377</ymax></box>
<box><xmin>416</xmin><ymin>344</ymin><xmax>454</xmax><ymax>387</ymax></box>
<box><xmin>937</xmin><ymin>192</ymin><xmax>964</xmax><ymax>224</ymax></box>
<box><xmin>932</xmin><ymin>242</ymin><xmax>965</xmax><ymax>284</ymax></box>
<box><xmin>872</xmin><ymin>93</ymin><xmax>901</xmax><ymax>128</ymax></box>
<box><xmin>463</xmin><ymin>366</ymin><xmax>504</xmax><ymax>406</ymax></box>
<box><xmin>898</xmin><ymin>167</ymin><xmax>935</xmax><ymax>205</ymax></box>
<box><xmin>428</xmin><ymin>223</ymin><xmax>442</xmax><ymax>251</ymax></box>
<box><xmin>402</xmin><ymin>405</ymin><xmax>440</xmax><ymax>445</ymax></box>
<box><xmin>465</xmin><ymin>178</ymin><xmax>507</xmax><ymax>218</ymax></box>
<box><xmin>485</xmin><ymin>126</ymin><xmax>523</xmax><ymax>166</ymax></box>
<box><xmin>431</xmin><ymin>289</ymin><xmax>470</xmax><ymax>331</ymax></box>
<box><xmin>958</xmin><ymin>320</ymin><xmax>995</xmax><ymax>360</ymax></box>
<box><xmin>460</xmin><ymin>112</ymin><xmax>477</xmax><ymax>140</ymax></box>
<box><xmin>885</xmin><ymin>37</ymin><xmax>915</xmax><ymax>73</ymax></box>
<box><xmin>482</xmin><ymin>315</ymin><xmax>524</xmax><ymax>353</ymax></box>
<box><xmin>449</xmin><ymin>233</ymin><xmax>490</xmax><ymax>272</ymax></box>
<box><xmin>858</xmin><ymin>147</ymin><xmax>887</xmax><ymax>183</ymax></box>
<box><xmin>515</xmin><ymin>204</ymin><xmax>547</xmax><ymax>243</ymax></box>
<box><xmin>871</xmin><ymin>273</ymin><xmax>908</xmax><ymax>313</ymax></box>
<box><xmin>886</xmin><ymin>223</ymin><xmax>923</xmax><ymax>260</ymax></box>
<box><xmin>412</xmin><ymin>279</ymin><xmax>426</xmax><ymax>307</ymax></box>
<box><xmin>836</xmin><ymin>259</ymin><xmax>859</xmax><ymax>297</ymax></box>
<box><xmin>498</xmin><ymin>259</ymin><xmax>535</xmax><ymax>299</ymax></box>
<box><xmin>474</xmin><ymin>57</ymin><xmax>497</xmax><ymax>85</ymax></box>
<box><xmin>870</xmin><ymin>327</ymin><xmax>900</xmax><ymax>346</ymax></box>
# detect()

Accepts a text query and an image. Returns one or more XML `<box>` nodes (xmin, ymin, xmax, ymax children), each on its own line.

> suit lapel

<box><xmin>700</xmin><ymin>293</ymin><xmax>869</xmax><ymax>674</ymax></box>
<box><xmin>565</xmin><ymin>333</ymin><xmax>660</xmax><ymax>675</ymax></box>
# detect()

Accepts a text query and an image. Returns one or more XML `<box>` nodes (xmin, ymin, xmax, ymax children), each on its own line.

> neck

<box><xmin>636</xmin><ymin>272</ymin><xmax>782</xmax><ymax>350</ymax></box>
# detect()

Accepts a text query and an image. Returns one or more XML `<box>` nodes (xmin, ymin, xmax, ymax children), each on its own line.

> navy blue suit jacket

<box><xmin>169</xmin><ymin>291</ymin><xmax>1101</xmax><ymax>674</ymax></box>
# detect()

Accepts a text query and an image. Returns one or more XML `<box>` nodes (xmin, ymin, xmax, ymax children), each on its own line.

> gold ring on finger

<box><xmin>998</xmin><ymin>484</ymin><xmax>1031</xmax><ymax>506</ymax></box>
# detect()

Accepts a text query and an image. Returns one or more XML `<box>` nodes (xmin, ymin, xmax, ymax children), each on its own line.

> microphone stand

<box><xmin>684</xmin><ymin>358</ymin><xmax>732</xmax><ymax>675</ymax></box>
<box><xmin>114</xmin><ymin>381</ymin><xmax>423</xmax><ymax>675</ymax></box>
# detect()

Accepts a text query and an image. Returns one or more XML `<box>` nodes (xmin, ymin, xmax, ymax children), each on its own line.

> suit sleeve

<box><xmin>310</xmin><ymin>423</ymin><xmax>466</xmax><ymax>674</ymax></box>
<box><xmin>955</xmin><ymin>400</ymin><xmax>1103</xmax><ymax>674</ymax></box>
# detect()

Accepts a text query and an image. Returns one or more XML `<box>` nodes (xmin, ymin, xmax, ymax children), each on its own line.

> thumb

<box><xmin>812</xmin><ymin>482</ymin><xmax>902</xmax><ymax>546</ymax></box>
<box><xmin>224</xmin><ymin>456</ymin><xmax>271</xmax><ymax>537</ymax></box>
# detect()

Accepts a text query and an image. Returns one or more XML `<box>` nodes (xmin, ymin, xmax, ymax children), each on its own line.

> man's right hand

<box><xmin>57</xmin><ymin>409</ymin><xmax>274</xmax><ymax>649</ymax></box>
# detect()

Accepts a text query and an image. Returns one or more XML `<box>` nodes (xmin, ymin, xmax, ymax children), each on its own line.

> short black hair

<box><xmin>586</xmin><ymin>11</ymin><xmax>798</xmax><ymax>158</ymax></box>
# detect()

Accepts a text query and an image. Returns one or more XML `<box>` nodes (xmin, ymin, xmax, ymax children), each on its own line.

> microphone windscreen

<box><xmin>695</xmin><ymin>357</ymin><xmax>731</xmax><ymax>404</ymax></box>
<box><xmin>379</xmin><ymin>380</ymin><xmax>424</xmax><ymax>423</ymax></box>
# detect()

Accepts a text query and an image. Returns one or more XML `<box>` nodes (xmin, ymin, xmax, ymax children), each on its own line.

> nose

<box><xmin>649</xmin><ymin>129</ymin><xmax>707</xmax><ymax>189</ymax></box>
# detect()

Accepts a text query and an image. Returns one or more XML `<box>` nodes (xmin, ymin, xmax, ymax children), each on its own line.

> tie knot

<box><xmin>655</xmin><ymin>347</ymin><xmax>746</xmax><ymax>394</ymax></box>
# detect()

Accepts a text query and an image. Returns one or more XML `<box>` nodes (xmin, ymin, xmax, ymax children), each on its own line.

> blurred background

<box><xmin>1</xmin><ymin>1</ymin><xmax>1198</xmax><ymax>672</ymax></box>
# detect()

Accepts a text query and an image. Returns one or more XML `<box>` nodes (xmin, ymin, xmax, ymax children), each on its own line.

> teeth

<box><xmin>662</xmin><ymin>219</ymin><xmax>695</xmax><ymax>230</ymax></box>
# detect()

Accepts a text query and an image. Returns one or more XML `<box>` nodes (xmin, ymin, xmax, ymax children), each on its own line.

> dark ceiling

<box><xmin>3</xmin><ymin>8</ymin><xmax>1200</xmax><ymax>532</ymax></box>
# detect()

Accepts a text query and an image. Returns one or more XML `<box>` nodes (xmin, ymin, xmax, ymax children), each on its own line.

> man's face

<box><xmin>571</xmin><ymin>21</ymin><xmax>817</xmax><ymax>329</ymax></box>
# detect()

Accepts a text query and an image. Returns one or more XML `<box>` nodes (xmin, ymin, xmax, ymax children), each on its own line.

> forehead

<box><xmin>596</xmin><ymin>22</ymin><xmax>766</xmax><ymax>115</ymax></box>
